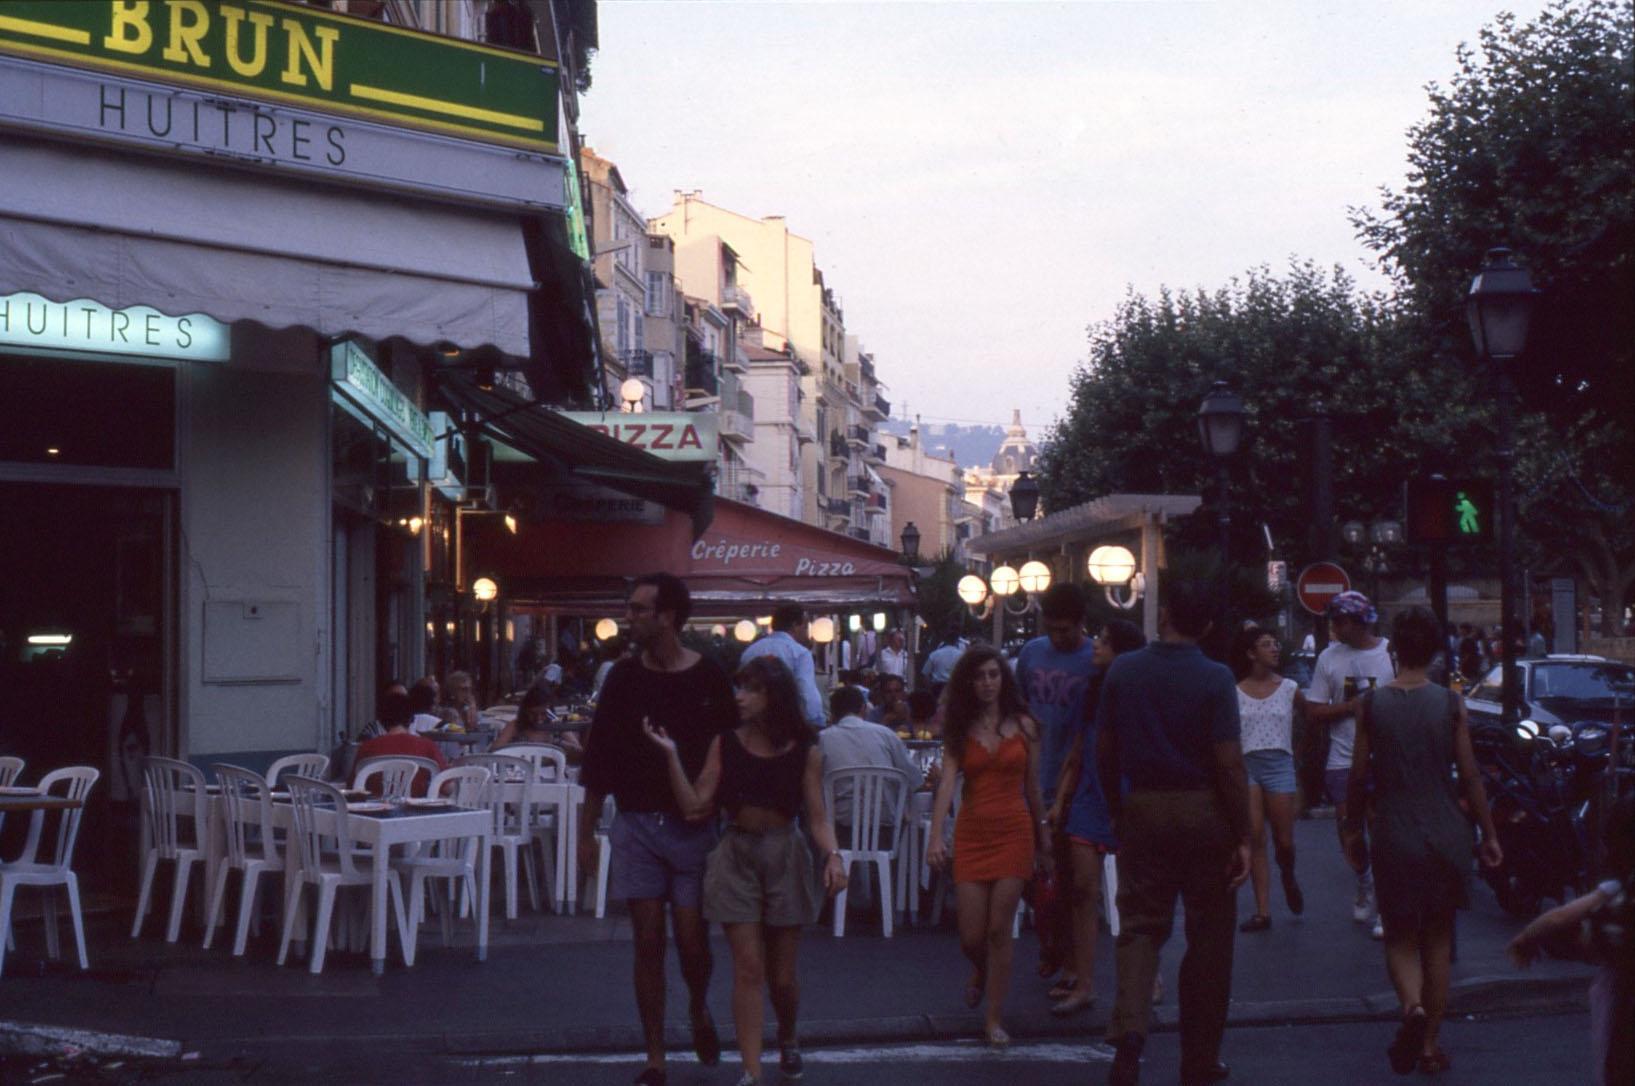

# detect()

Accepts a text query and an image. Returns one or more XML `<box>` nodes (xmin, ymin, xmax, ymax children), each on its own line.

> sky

<box><xmin>578</xmin><ymin>0</ymin><xmax>1549</xmax><ymax>439</ymax></box>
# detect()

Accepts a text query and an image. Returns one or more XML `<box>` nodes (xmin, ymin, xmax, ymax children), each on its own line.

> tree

<box><xmin>1037</xmin><ymin>262</ymin><xmax>1489</xmax><ymax>572</ymax></box>
<box><xmin>1351</xmin><ymin>0</ymin><xmax>1635</xmax><ymax>631</ymax></box>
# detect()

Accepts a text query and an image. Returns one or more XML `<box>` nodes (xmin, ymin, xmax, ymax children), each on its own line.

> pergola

<box><xmin>965</xmin><ymin>493</ymin><xmax>1201</xmax><ymax>638</ymax></box>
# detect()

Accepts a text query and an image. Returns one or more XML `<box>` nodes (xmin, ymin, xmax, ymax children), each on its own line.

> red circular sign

<box><xmin>1295</xmin><ymin>561</ymin><xmax>1351</xmax><ymax>616</ymax></box>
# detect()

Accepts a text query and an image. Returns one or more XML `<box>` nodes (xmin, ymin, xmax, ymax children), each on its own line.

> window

<box><xmin>645</xmin><ymin>272</ymin><xmax>668</xmax><ymax>316</ymax></box>
<box><xmin>1470</xmin><ymin>666</ymin><xmax>1504</xmax><ymax>705</ymax></box>
<box><xmin>615</xmin><ymin>297</ymin><xmax>630</xmax><ymax>355</ymax></box>
<box><xmin>0</xmin><ymin>354</ymin><xmax>174</xmax><ymax>470</ymax></box>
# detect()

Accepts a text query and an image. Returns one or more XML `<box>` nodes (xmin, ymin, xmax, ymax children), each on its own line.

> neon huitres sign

<box><xmin>0</xmin><ymin>291</ymin><xmax>228</xmax><ymax>362</ymax></box>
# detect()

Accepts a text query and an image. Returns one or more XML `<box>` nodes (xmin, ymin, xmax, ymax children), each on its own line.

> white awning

<box><xmin>0</xmin><ymin>139</ymin><xmax>535</xmax><ymax>355</ymax></box>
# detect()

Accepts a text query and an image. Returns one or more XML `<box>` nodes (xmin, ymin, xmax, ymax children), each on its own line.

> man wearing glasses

<box><xmin>578</xmin><ymin>573</ymin><xmax>737</xmax><ymax>1086</ymax></box>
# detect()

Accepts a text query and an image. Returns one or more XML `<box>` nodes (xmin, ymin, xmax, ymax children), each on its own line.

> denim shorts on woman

<box><xmin>702</xmin><ymin>824</ymin><xmax>820</xmax><ymax>927</ymax></box>
<box><xmin>1243</xmin><ymin>749</ymin><xmax>1297</xmax><ymax>794</ymax></box>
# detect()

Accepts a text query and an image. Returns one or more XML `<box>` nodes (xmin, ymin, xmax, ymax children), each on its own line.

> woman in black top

<box><xmin>645</xmin><ymin>655</ymin><xmax>847</xmax><ymax>1086</ymax></box>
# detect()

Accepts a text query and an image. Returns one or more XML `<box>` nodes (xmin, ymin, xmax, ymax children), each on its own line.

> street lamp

<box><xmin>1018</xmin><ymin>560</ymin><xmax>1052</xmax><ymax>595</ymax></box>
<box><xmin>1198</xmin><ymin>380</ymin><xmax>1245</xmax><ymax>618</ymax></box>
<box><xmin>1467</xmin><ymin>247</ymin><xmax>1538</xmax><ymax>728</ymax></box>
<box><xmin>619</xmin><ymin>377</ymin><xmax>646</xmax><ymax>413</ymax></box>
<box><xmin>1009</xmin><ymin>472</ymin><xmax>1040</xmax><ymax>522</ymax></box>
<box><xmin>1088</xmin><ymin>544</ymin><xmax>1144</xmax><ymax>610</ymax></box>
<box><xmin>900</xmin><ymin>521</ymin><xmax>921</xmax><ymax>561</ymax></box>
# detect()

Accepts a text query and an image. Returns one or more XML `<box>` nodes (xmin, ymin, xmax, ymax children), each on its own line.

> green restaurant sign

<box><xmin>0</xmin><ymin>0</ymin><xmax>560</xmax><ymax>151</ymax></box>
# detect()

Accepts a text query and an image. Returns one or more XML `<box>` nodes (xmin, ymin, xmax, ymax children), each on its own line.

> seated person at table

<box><xmin>908</xmin><ymin>690</ymin><xmax>941</xmax><ymax>739</ymax></box>
<box><xmin>494</xmin><ymin>686</ymin><xmax>584</xmax><ymax>758</ymax></box>
<box><xmin>867</xmin><ymin>674</ymin><xmax>912</xmax><ymax>733</ymax></box>
<box><xmin>355</xmin><ymin>679</ymin><xmax>408</xmax><ymax>741</ymax></box>
<box><xmin>408</xmin><ymin>677</ymin><xmax>444</xmax><ymax>734</ymax></box>
<box><xmin>355</xmin><ymin>691</ymin><xmax>447</xmax><ymax>795</ymax></box>
<box><xmin>443</xmin><ymin>670</ymin><xmax>479</xmax><ymax>731</ymax></box>
<box><xmin>819</xmin><ymin>687</ymin><xmax>923</xmax><ymax>849</ymax></box>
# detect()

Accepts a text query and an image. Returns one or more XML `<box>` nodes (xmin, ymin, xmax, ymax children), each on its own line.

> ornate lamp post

<box><xmin>900</xmin><ymin>521</ymin><xmax>921</xmax><ymax>561</ymax></box>
<box><xmin>1009</xmin><ymin>471</ymin><xmax>1040</xmax><ymax>522</ymax></box>
<box><xmin>1197</xmin><ymin>381</ymin><xmax>1245</xmax><ymax>618</ymax></box>
<box><xmin>1467</xmin><ymin>247</ymin><xmax>1538</xmax><ymax>727</ymax></box>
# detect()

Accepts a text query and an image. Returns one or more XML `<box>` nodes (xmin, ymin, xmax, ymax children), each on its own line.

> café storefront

<box><xmin>0</xmin><ymin>0</ymin><xmax>579</xmax><ymax>808</ymax></box>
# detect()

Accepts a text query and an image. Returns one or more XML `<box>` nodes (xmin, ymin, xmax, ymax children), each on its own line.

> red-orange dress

<box><xmin>953</xmin><ymin>731</ymin><xmax>1035</xmax><ymax>883</ymax></box>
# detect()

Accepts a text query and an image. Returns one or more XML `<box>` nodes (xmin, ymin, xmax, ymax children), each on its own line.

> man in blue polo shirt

<box><xmin>1097</xmin><ymin>580</ymin><xmax>1250</xmax><ymax>1086</ymax></box>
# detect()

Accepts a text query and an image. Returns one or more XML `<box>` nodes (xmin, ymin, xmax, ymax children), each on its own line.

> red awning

<box><xmin>465</xmin><ymin>498</ymin><xmax>914</xmax><ymax>616</ymax></box>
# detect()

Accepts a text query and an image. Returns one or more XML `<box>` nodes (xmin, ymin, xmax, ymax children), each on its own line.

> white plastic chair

<box><xmin>276</xmin><ymin>776</ymin><xmax>407</xmax><ymax>974</ymax></box>
<box><xmin>133</xmin><ymin>756</ymin><xmax>211</xmax><ymax>943</ymax></box>
<box><xmin>0</xmin><ymin>766</ymin><xmax>100</xmax><ymax>977</ymax></box>
<box><xmin>353</xmin><ymin>756</ymin><xmax>438</xmax><ymax>800</ymax></box>
<box><xmin>503</xmin><ymin>745</ymin><xmax>571</xmax><ymax>912</ymax></box>
<box><xmin>824</xmin><ymin>766</ymin><xmax>910</xmax><ymax>938</ymax></box>
<box><xmin>267</xmin><ymin>753</ymin><xmax>329</xmax><ymax>788</ymax></box>
<box><xmin>203</xmin><ymin>765</ymin><xmax>284</xmax><ymax>956</ymax></box>
<box><xmin>396</xmin><ymin>765</ymin><xmax>491</xmax><ymax>964</ymax></box>
<box><xmin>456</xmin><ymin>754</ymin><xmax>542</xmax><ymax>918</ymax></box>
<box><xmin>0</xmin><ymin>756</ymin><xmax>22</xmax><ymax>787</ymax></box>
<box><xmin>588</xmin><ymin>796</ymin><xmax>617</xmax><ymax>919</ymax></box>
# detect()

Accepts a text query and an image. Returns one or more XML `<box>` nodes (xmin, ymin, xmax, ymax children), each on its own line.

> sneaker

<box><xmin>1371</xmin><ymin>918</ymin><xmax>1385</xmax><ymax>940</ymax></box>
<box><xmin>1353</xmin><ymin>878</ymin><xmax>1376</xmax><ymax>924</ymax></box>
<box><xmin>733</xmin><ymin>1075</ymin><xmax>760</xmax><ymax>1086</ymax></box>
<box><xmin>779</xmin><ymin>1045</ymin><xmax>804</xmax><ymax>1080</ymax></box>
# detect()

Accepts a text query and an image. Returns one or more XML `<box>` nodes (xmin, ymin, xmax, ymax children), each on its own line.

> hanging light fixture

<box><xmin>734</xmin><ymin>619</ymin><xmax>758</xmax><ymax>643</ymax></box>
<box><xmin>809</xmin><ymin>616</ymin><xmax>837</xmax><ymax>644</ymax></box>
<box><xmin>958</xmin><ymin>574</ymin><xmax>989</xmax><ymax>607</ymax></box>
<box><xmin>989</xmin><ymin>564</ymin><xmax>1021</xmax><ymax>597</ymax></box>
<box><xmin>594</xmin><ymin>617</ymin><xmax>618</xmax><ymax>641</ymax></box>
<box><xmin>1018</xmin><ymin>559</ymin><xmax>1052</xmax><ymax>594</ymax></box>
<box><xmin>471</xmin><ymin>577</ymin><xmax>498</xmax><ymax>603</ymax></box>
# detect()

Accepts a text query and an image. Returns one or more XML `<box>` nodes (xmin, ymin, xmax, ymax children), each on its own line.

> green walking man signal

<box><xmin>1405</xmin><ymin>478</ymin><xmax>1495</xmax><ymax>544</ymax></box>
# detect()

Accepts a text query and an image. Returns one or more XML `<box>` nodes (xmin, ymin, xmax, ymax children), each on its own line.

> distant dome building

<box><xmin>991</xmin><ymin>409</ymin><xmax>1039</xmax><ymax>477</ymax></box>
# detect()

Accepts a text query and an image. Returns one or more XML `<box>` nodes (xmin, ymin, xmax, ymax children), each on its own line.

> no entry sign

<box><xmin>1296</xmin><ymin>561</ymin><xmax>1351</xmax><ymax>616</ymax></box>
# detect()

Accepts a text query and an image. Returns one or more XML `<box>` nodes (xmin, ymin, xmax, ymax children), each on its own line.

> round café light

<box><xmin>810</xmin><ymin>616</ymin><xmax>837</xmax><ymax>644</ymax></box>
<box><xmin>734</xmin><ymin>619</ymin><xmax>757</xmax><ymax>643</ymax></box>
<box><xmin>620</xmin><ymin>377</ymin><xmax>646</xmax><ymax>405</ymax></box>
<box><xmin>872</xmin><ymin>611</ymin><xmax>888</xmax><ymax>631</ymax></box>
<box><xmin>1018</xmin><ymin>560</ymin><xmax>1052</xmax><ymax>594</ymax></box>
<box><xmin>957</xmin><ymin>574</ymin><xmax>989</xmax><ymax>606</ymax></box>
<box><xmin>847</xmin><ymin>614</ymin><xmax>863</xmax><ymax>632</ymax></box>
<box><xmin>1087</xmin><ymin>545</ymin><xmax>1137</xmax><ymax>586</ymax></box>
<box><xmin>471</xmin><ymin>577</ymin><xmax>498</xmax><ymax>603</ymax></box>
<box><xmin>594</xmin><ymin>617</ymin><xmax>618</xmax><ymax>641</ymax></box>
<box><xmin>990</xmin><ymin>565</ymin><xmax>1021</xmax><ymax>597</ymax></box>
<box><xmin>711</xmin><ymin>624</ymin><xmax>727</xmax><ymax>638</ymax></box>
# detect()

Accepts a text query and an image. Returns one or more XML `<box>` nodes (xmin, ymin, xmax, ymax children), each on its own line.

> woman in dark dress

<box><xmin>1342</xmin><ymin>607</ymin><xmax>1503</xmax><ymax>1075</ymax></box>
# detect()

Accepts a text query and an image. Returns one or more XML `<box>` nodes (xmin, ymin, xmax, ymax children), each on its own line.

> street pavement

<box><xmin>0</xmin><ymin>817</ymin><xmax>1597</xmax><ymax>1082</ymax></box>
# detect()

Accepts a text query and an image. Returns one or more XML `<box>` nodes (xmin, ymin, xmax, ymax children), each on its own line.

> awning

<box><xmin>0</xmin><ymin>138</ymin><xmax>533</xmax><ymax>355</ymax></box>
<box><xmin>436</xmin><ymin>370</ymin><xmax>715</xmax><ymax>534</ymax></box>
<box><xmin>465</xmin><ymin>496</ymin><xmax>915</xmax><ymax>617</ymax></box>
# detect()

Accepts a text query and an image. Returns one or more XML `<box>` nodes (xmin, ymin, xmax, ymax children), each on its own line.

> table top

<box><xmin>0</xmin><ymin>793</ymin><xmax>84</xmax><ymax>811</ymax></box>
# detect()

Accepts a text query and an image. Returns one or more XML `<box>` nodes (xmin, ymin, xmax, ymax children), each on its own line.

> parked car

<box><xmin>1464</xmin><ymin>655</ymin><xmax>1635</xmax><ymax>731</ymax></box>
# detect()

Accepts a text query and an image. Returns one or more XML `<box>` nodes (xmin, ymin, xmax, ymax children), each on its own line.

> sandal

<box><xmin>1050</xmin><ymin>989</ymin><xmax>1096</xmax><ymax>1017</ymax></box>
<box><xmin>1416</xmin><ymin>1050</ymin><xmax>1451</xmax><ymax>1075</ymax></box>
<box><xmin>1388</xmin><ymin>1006</ymin><xmax>1428</xmax><ymax>1075</ymax></box>
<box><xmin>1282</xmin><ymin>868</ymin><xmax>1305</xmax><ymax>915</ymax></box>
<box><xmin>984</xmin><ymin>1025</ymin><xmax>1011</xmax><ymax>1048</ymax></box>
<box><xmin>1238</xmin><ymin>914</ymin><xmax>1272</xmax><ymax>933</ymax></box>
<box><xmin>1047</xmin><ymin>974</ymin><xmax>1078</xmax><ymax>1000</ymax></box>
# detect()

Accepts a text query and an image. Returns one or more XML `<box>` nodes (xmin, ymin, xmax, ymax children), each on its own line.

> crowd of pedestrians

<box><xmin>565</xmin><ymin>571</ymin><xmax>1620</xmax><ymax>1086</ymax></box>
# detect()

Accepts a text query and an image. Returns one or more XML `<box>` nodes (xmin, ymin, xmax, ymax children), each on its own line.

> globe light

<box><xmin>734</xmin><ymin>620</ymin><xmax>757</xmax><ymax>643</ymax></box>
<box><xmin>594</xmin><ymin>617</ymin><xmax>618</xmax><ymax>641</ymax></box>
<box><xmin>872</xmin><ymin>612</ymin><xmax>888</xmax><ymax>631</ymax></box>
<box><xmin>711</xmin><ymin>624</ymin><xmax>727</xmax><ymax>638</ymax></box>
<box><xmin>989</xmin><ymin>565</ymin><xmax>1021</xmax><ymax>597</ymax></box>
<box><xmin>958</xmin><ymin>574</ymin><xmax>989</xmax><ymax>606</ymax></box>
<box><xmin>1018</xmin><ymin>560</ymin><xmax>1052</xmax><ymax>594</ymax></box>
<box><xmin>471</xmin><ymin>577</ymin><xmax>498</xmax><ymax>603</ymax></box>
<box><xmin>1087</xmin><ymin>545</ymin><xmax>1137</xmax><ymax>586</ymax></box>
<box><xmin>847</xmin><ymin>614</ymin><xmax>863</xmax><ymax>632</ymax></box>
<box><xmin>810</xmin><ymin>616</ymin><xmax>837</xmax><ymax>644</ymax></box>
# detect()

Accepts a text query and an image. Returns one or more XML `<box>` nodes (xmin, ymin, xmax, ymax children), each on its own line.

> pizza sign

<box><xmin>559</xmin><ymin>412</ymin><xmax>719</xmax><ymax>462</ymax></box>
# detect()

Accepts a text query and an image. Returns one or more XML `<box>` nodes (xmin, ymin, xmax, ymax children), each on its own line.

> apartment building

<box><xmin>882</xmin><ymin>423</ymin><xmax>970</xmax><ymax>560</ymax></box>
<box><xmin>742</xmin><ymin>339</ymin><xmax>810</xmax><ymax>520</ymax></box>
<box><xmin>649</xmin><ymin>194</ymin><xmax>886</xmax><ymax>535</ymax></box>
<box><xmin>581</xmin><ymin>147</ymin><xmax>649</xmax><ymax>405</ymax></box>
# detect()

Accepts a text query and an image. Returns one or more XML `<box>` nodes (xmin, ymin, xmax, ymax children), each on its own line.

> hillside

<box><xmin>879</xmin><ymin>418</ymin><xmax>1007</xmax><ymax>470</ymax></box>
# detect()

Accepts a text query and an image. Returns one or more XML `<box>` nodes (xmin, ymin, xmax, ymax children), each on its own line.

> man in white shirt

<box><xmin>819</xmin><ymin>687</ymin><xmax>923</xmax><ymax>843</ymax></box>
<box><xmin>877</xmin><ymin>629</ymin><xmax>909</xmax><ymax>680</ymax></box>
<box><xmin>1306</xmin><ymin>591</ymin><xmax>1396</xmax><ymax>937</ymax></box>
<box><xmin>738</xmin><ymin>604</ymin><xmax>826</xmax><ymax>730</ymax></box>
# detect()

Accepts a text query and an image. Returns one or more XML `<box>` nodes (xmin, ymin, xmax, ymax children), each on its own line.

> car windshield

<box><xmin>1531</xmin><ymin>663</ymin><xmax>1635</xmax><ymax>704</ymax></box>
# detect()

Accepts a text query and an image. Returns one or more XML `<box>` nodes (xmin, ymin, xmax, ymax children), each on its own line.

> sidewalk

<box><xmin>0</xmin><ymin>819</ymin><xmax>1593</xmax><ymax>1069</ymax></box>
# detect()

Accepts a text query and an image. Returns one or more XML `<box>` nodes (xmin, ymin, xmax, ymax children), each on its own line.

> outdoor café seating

<box><xmin>0</xmin><ymin>766</ymin><xmax>100</xmax><ymax>978</ymax></box>
<box><xmin>132</xmin><ymin>756</ymin><xmax>211</xmax><ymax>944</ymax></box>
<box><xmin>203</xmin><ymin>764</ymin><xmax>286</xmax><ymax>957</ymax></box>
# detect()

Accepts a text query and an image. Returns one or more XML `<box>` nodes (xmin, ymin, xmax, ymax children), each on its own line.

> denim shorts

<box><xmin>1243</xmin><ymin>749</ymin><xmax>1297</xmax><ymax>794</ymax></box>
<box><xmin>608</xmin><ymin>811</ymin><xmax>718</xmax><ymax>909</ymax></box>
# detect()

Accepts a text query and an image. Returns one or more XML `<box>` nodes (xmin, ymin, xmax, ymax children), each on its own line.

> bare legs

<box><xmin>1057</xmin><ymin>842</ymin><xmax>1102</xmax><ymax>1007</ymax></box>
<box><xmin>1247</xmin><ymin>785</ymin><xmax>1300</xmax><ymax>919</ymax></box>
<box><xmin>1384</xmin><ymin>912</ymin><xmax>1453</xmax><ymax>1060</ymax></box>
<box><xmin>955</xmin><ymin>877</ymin><xmax>1026</xmax><ymax>1039</ymax></box>
<box><xmin>629</xmin><ymin>899</ymin><xmax>714</xmax><ymax>1073</ymax></box>
<box><xmin>723</xmin><ymin>921</ymin><xmax>804</xmax><ymax>1081</ymax></box>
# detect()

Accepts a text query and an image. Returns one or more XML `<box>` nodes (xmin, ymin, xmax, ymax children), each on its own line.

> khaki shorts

<box><xmin>703</xmin><ymin>825</ymin><xmax>820</xmax><ymax>927</ymax></box>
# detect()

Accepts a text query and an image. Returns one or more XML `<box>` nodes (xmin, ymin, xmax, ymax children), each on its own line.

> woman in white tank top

<box><xmin>1233</xmin><ymin>626</ymin><xmax>1308</xmax><ymax>932</ymax></box>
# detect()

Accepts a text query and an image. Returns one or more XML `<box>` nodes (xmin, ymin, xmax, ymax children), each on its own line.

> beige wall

<box><xmin>881</xmin><ymin>464</ymin><xmax>957</xmax><ymax>558</ymax></box>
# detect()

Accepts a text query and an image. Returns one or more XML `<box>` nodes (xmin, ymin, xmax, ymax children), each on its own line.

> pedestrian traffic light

<box><xmin>1404</xmin><ymin>478</ymin><xmax>1495</xmax><ymax>544</ymax></box>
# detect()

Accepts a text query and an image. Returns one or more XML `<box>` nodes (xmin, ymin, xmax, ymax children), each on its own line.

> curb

<box><xmin>0</xmin><ymin>974</ymin><xmax>1591</xmax><ymax>1065</ymax></box>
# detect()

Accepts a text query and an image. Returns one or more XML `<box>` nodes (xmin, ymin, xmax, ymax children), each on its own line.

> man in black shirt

<box><xmin>578</xmin><ymin>573</ymin><xmax>736</xmax><ymax>1086</ymax></box>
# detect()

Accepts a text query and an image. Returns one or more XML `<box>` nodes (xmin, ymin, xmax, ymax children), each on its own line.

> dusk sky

<box><xmin>579</xmin><ymin>1</ymin><xmax>1549</xmax><ymax>442</ymax></box>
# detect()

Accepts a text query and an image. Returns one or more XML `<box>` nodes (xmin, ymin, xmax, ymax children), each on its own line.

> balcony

<box><xmin>848</xmin><ymin>474</ymin><xmax>871</xmax><ymax>496</ymax></box>
<box><xmin>721</xmin><ymin>407</ymin><xmax>753</xmax><ymax>443</ymax></box>
<box><xmin>823</xmin><ymin>496</ymin><xmax>851</xmax><ymax>516</ymax></box>
<box><xmin>869</xmin><ymin>443</ymin><xmax>887</xmax><ymax>463</ymax></box>
<box><xmin>848</xmin><ymin>527</ymin><xmax>870</xmax><ymax>541</ymax></box>
<box><xmin>867</xmin><ymin>492</ymin><xmax>887</xmax><ymax>511</ymax></box>
<box><xmin>624</xmin><ymin>350</ymin><xmax>654</xmax><ymax>378</ymax></box>
<box><xmin>684</xmin><ymin>351</ymin><xmax>719</xmax><ymax>397</ymax></box>
<box><xmin>829</xmin><ymin>431</ymin><xmax>848</xmax><ymax>458</ymax></box>
<box><xmin>874</xmin><ymin>394</ymin><xmax>891</xmax><ymax>417</ymax></box>
<box><xmin>847</xmin><ymin>424</ymin><xmax>869</xmax><ymax>447</ymax></box>
<box><xmin>721</xmin><ymin>284</ymin><xmax>754</xmax><ymax>318</ymax></box>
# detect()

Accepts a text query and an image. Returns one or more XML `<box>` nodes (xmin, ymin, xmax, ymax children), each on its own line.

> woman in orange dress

<box><xmin>928</xmin><ymin>643</ymin><xmax>1052</xmax><ymax>1045</ymax></box>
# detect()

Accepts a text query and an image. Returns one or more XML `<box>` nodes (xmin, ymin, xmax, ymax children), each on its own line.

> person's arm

<box><xmin>493</xmin><ymin>721</ymin><xmax>519</xmax><ymax>748</ymax></box>
<box><xmin>1451</xmin><ymin>694</ymin><xmax>1503</xmax><ymax>869</ymax></box>
<box><xmin>926</xmin><ymin>740</ymin><xmax>960</xmax><ymax>869</ymax></box>
<box><xmin>889</xmin><ymin>736</ymin><xmax>924</xmax><ymax>790</ymax></box>
<box><xmin>1508</xmin><ymin>884</ymin><xmax>1614</xmax><ymax>966</ymax></box>
<box><xmin>1213</xmin><ymin>738</ymin><xmax>1252</xmax><ymax>887</ymax></box>
<box><xmin>1050</xmin><ymin>734</ymin><xmax>1084</xmax><ymax>827</ymax></box>
<box><xmin>643</xmin><ymin>727</ymin><xmax>722</xmax><ymax>822</ymax></box>
<box><xmin>794</xmin><ymin>649</ymin><xmax>825</xmax><ymax>729</ymax></box>
<box><xmin>1019</xmin><ymin>717</ymin><xmax>1053</xmax><ymax>872</ymax></box>
<box><xmin>801</xmin><ymin>745</ymin><xmax>849</xmax><ymax>894</ymax></box>
<box><xmin>1305</xmin><ymin>659</ymin><xmax>1360</xmax><ymax>725</ymax></box>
